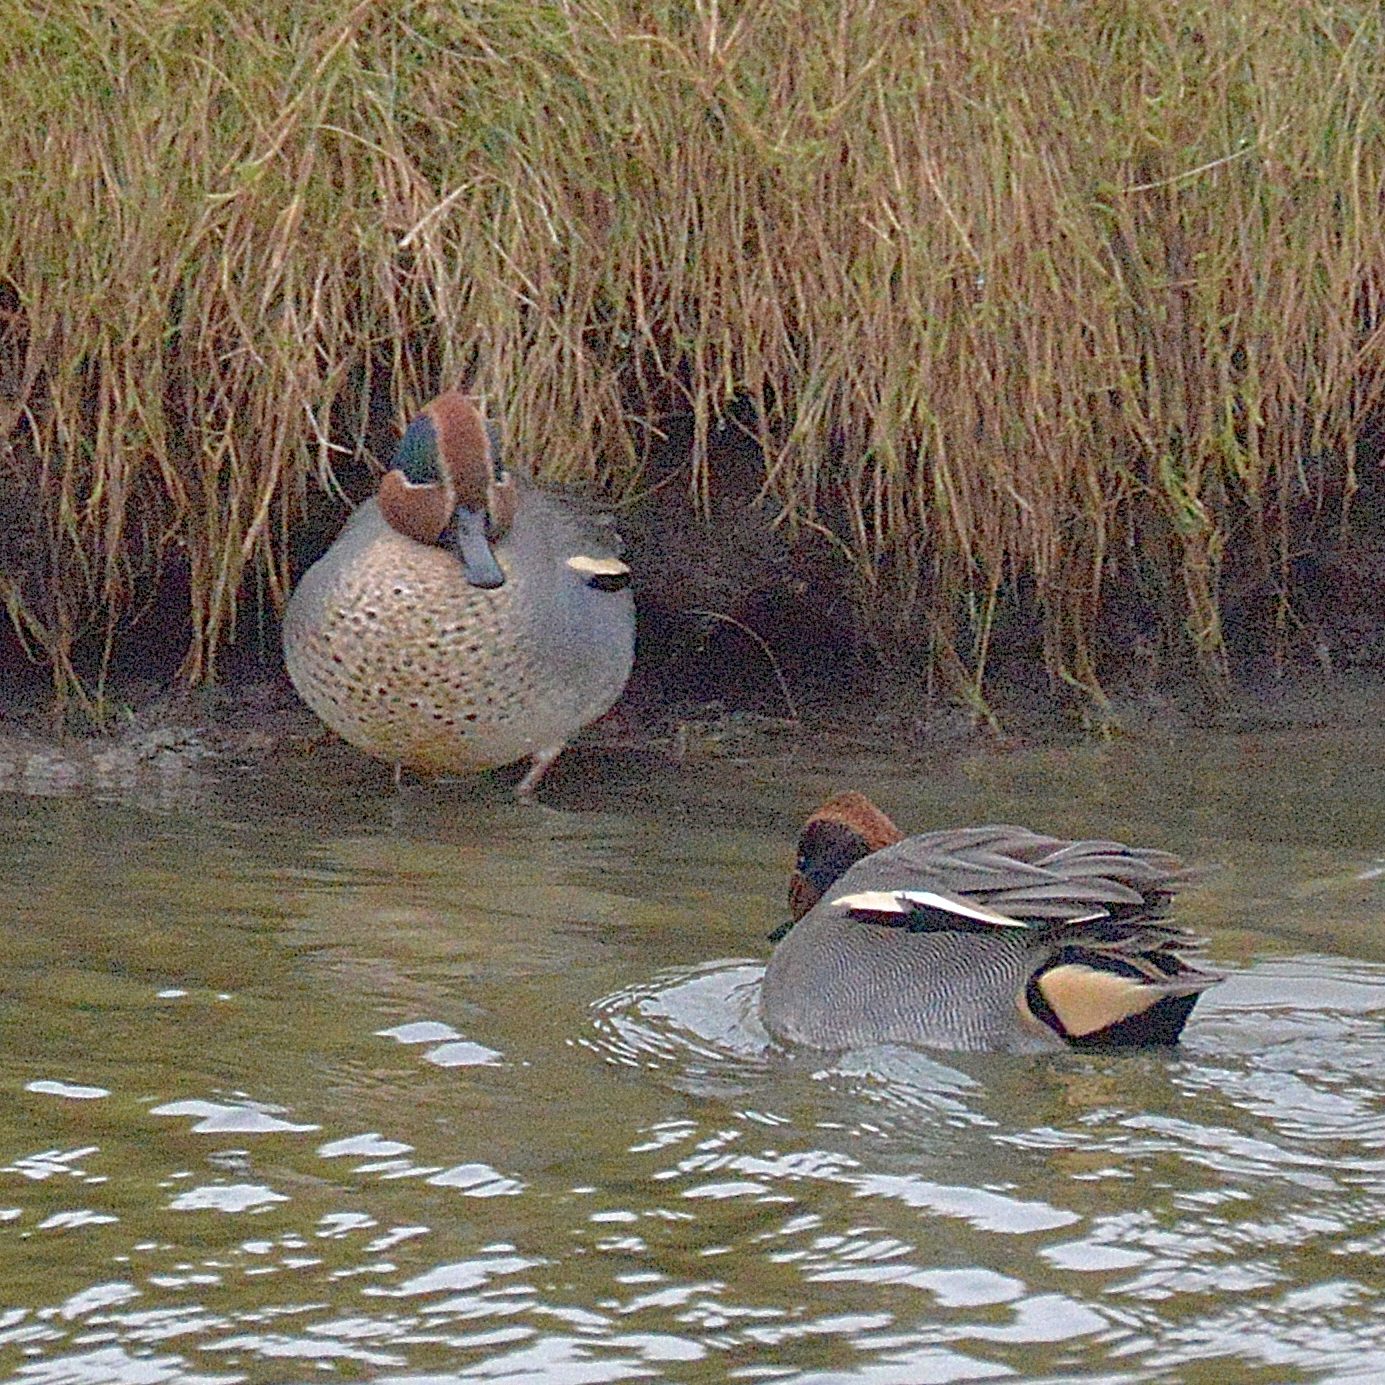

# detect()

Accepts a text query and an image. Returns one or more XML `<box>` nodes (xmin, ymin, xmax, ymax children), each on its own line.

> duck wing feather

<box><xmin>841</xmin><ymin>827</ymin><xmax>1186</xmax><ymax>928</ymax></box>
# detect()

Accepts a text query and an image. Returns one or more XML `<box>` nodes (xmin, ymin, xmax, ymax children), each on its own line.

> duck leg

<box><xmin>515</xmin><ymin>744</ymin><xmax>564</xmax><ymax>799</ymax></box>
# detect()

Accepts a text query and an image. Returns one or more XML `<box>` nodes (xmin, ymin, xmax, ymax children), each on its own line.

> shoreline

<box><xmin>2</xmin><ymin>662</ymin><xmax>1381</xmax><ymax>803</ymax></box>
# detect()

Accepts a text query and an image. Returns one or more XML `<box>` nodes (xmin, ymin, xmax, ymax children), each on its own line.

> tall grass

<box><xmin>1</xmin><ymin>0</ymin><xmax>1381</xmax><ymax>712</ymax></box>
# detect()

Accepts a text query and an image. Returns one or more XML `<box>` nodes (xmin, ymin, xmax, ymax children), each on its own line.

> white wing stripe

<box><xmin>835</xmin><ymin>888</ymin><xmax>1030</xmax><ymax>929</ymax></box>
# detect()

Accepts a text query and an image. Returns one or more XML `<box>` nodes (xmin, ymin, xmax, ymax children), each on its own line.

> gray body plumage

<box><xmin>762</xmin><ymin>825</ymin><xmax>1210</xmax><ymax>1054</ymax></box>
<box><xmin>282</xmin><ymin>481</ymin><xmax>634</xmax><ymax>774</ymax></box>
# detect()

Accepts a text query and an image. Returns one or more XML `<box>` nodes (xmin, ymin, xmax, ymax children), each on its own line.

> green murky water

<box><xmin>1</xmin><ymin>728</ymin><xmax>1382</xmax><ymax>1383</ymax></box>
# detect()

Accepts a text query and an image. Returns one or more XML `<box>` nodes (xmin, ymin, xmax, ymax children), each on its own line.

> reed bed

<box><xmin>1</xmin><ymin>0</ymin><xmax>1382</xmax><ymax>714</ymax></box>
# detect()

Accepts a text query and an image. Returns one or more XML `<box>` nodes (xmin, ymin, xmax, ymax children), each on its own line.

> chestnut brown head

<box><xmin>786</xmin><ymin>791</ymin><xmax>905</xmax><ymax>922</ymax></box>
<box><xmin>377</xmin><ymin>391</ymin><xmax>518</xmax><ymax>589</ymax></box>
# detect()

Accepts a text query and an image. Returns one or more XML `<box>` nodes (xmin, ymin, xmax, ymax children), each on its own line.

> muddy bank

<box><xmin>2</xmin><ymin>654</ymin><xmax>1382</xmax><ymax>805</ymax></box>
<box><xmin>3</xmin><ymin>429</ymin><xmax>1383</xmax><ymax>801</ymax></box>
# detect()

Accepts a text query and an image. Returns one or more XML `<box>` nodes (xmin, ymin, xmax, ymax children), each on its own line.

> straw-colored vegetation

<box><xmin>1</xmin><ymin>0</ymin><xmax>1382</xmax><ymax>715</ymax></box>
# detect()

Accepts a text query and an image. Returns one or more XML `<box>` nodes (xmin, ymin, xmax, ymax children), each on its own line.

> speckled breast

<box><xmin>282</xmin><ymin>501</ymin><xmax>633</xmax><ymax>774</ymax></box>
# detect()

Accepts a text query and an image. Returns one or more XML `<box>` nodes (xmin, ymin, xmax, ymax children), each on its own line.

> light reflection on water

<box><xmin>0</xmin><ymin>727</ymin><xmax>1381</xmax><ymax>1383</ymax></box>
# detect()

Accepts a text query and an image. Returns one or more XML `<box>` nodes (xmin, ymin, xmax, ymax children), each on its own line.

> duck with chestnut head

<box><xmin>282</xmin><ymin>391</ymin><xmax>634</xmax><ymax>795</ymax></box>
<box><xmin>763</xmin><ymin>792</ymin><xmax>1220</xmax><ymax>1053</ymax></box>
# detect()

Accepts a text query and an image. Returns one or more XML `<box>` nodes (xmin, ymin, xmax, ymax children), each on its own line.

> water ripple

<box><xmin>150</xmin><ymin>1099</ymin><xmax>318</xmax><ymax>1136</ymax></box>
<box><xmin>4</xmin><ymin>743</ymin><xmax>1385</xmax><ymax>1382</ymax></box>
<box><xmin>167</xmin><ymin>1184</ymin><xmax>289</xmax><ymax>1214</ymax></box>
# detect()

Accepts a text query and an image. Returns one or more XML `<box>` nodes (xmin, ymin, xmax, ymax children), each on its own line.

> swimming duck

<box><xmin>282</xmin><ymin>391</ymin><xmax>634</xmax><ymax>794</ymax></box>
<box><xmin>762</xmin><ymin>792</ymin><xmax>1220</xmax><ymax>1053</ymax></box>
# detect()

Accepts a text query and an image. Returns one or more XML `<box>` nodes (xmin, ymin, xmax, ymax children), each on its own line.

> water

<box><xmin>0</xmin><ymin>727</ymin><xmax>1382</xmax><ymax>1383</ymax></box>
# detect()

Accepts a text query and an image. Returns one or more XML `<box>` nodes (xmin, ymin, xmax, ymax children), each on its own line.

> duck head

<box><xmin>377</xmin><ymin>391</ymin><xmax>518</xmax><ymax>589</ymax></box>
<box><xmin>785</xmin><ymin>791</ymin><xmax>906</xmax><ymax>923</ymax></box>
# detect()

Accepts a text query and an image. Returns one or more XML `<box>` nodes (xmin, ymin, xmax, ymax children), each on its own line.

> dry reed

<box><xmin>1</xmin><ymin>0</ymin><xmax>1382</xmax><ymax>714</ymax></box>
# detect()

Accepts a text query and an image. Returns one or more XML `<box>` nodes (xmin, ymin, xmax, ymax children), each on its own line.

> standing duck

<box><xmin>283</xmin><ymin>391</ymin><xmax>634</xmax><ymax>794</ymax></box>
<box><xmin>762</xmin><ymin>792</ymin><xmax>1220</xmax><ymax>1053</ymax></box>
